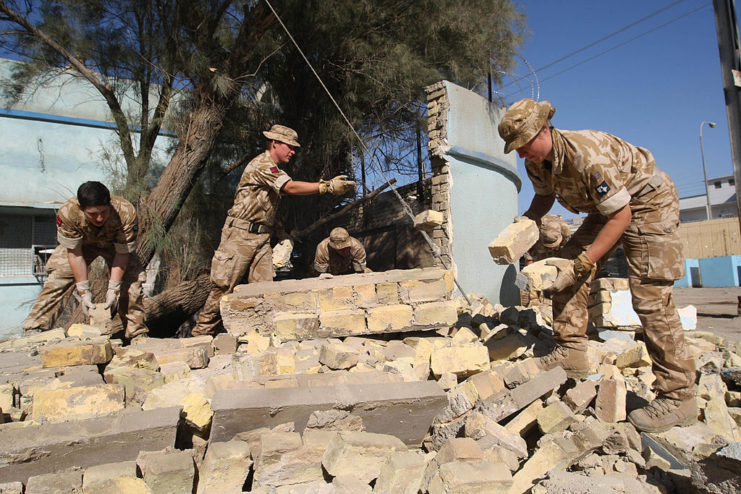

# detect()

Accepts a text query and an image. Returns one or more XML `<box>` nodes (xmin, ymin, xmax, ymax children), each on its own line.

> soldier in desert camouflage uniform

<box><xmin>313</xmin><ymin>227</ymin><xmax>370</xmax><ymax>276</ymax></box>
<box><xmin>192</xmin><ymin>125</ymin><xmax>355</xmax><ymax>336</ymax></box>
<box><xmin>23</xmin><ymin>181</ymin><xmax>147</xmax><ymax>339</ymax></box>
<box><xmin>498</xmin><ymin>98</ymin><xmax>696</xmax><ymax>433</ymax></box>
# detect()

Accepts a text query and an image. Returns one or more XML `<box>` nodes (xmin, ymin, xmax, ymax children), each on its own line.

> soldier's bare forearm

<box><xmin>586</xmin><ymin>204</ymin><xmax>631</xmax><ymax>263</ymax></box>
<box><xmin>67</xmin><ymin>248</ymin><xmax>88</xmax><ymax>284</ymax></box>
<box><xmin>524</xmin><ymin>193</ymin><xmax>556</xmax><ymax>220</ymax></box>
<box><xmin>110</xmin><ymin>252</ymin><xmax>129</xmax><ymax>282</ymax></box>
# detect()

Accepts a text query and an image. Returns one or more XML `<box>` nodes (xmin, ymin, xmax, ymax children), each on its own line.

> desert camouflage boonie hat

<box><xmin>328</xmin><ymin>227</ymin><xmax>352</xmax><ymax>250</ymax></box>
<box><xmin>498</xmin><ymin>99</ymin><xmax>555</xmax><ymax>154</ymax></box>
<box><xmin>263</xmin><ymin>124</ymin><xmax>301</xmax><ymax>147</ymax></box>
<box><xmin>540</xmin><ymin>221</ymin><xmax>563</xmax><ymax>249</ymax></box>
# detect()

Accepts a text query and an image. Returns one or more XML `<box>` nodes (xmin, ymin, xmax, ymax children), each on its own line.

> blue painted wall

<box><xmin>0</xmin><ymin>58</ymin><xmax>176</xmax><ymax>339</ymax></box>
<box><xmin>442</xmin><ymin>82</ymin><xmax>521</xmax><ymax>305</ymax></box>
<box><xmin>698</xmin><ymin>256</ymin><xmax>741</xmax><ymax>287</ymax></box>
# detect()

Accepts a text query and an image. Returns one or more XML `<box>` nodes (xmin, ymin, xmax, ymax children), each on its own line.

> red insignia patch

<box><xmin>56</xmin><ymin>216</ymin><xmax>62</xmax><ymax>227</ymax></box>
<box><xmin>270</xmin><ymin>166</ymin><xmax>280</xmax><ymax>174</ymax></box>
<box><xmin>591</xmin><ymin>172</ymin><xmax>602</xmax><ymax>182</ymax></box>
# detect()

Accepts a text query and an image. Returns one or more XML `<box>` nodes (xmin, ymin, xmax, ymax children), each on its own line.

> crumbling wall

<box><xmin>220</xmin><ymin>268</ymin><xmax>458</xmax><ymax>340</ymax></box>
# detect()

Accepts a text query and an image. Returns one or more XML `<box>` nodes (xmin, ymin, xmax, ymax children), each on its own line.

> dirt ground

<box><xmin>674</xmin><ymin>286</ymin><xmax>741</xmax><ymax>343</ymax></box>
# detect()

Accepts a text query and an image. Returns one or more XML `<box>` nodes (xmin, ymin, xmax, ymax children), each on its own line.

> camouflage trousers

<box><xmin>553</xmin><ymin>172</ymin><xmax>696</xmax><ymax>400</ymax></box>
<box><xmin>22</xmin><ymin>245</ymin><xmax>148</xmax><ymax>338</ymax></box>
<box><xmin>193</xmin><ymin>223</ymin><xmax>274</xmax><ymax>336</ymax></box>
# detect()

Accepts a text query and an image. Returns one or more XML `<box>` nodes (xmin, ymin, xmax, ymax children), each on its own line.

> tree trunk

<box><xmin>107</xmin><ymin>274</ymin><xmax>213</xmax><ymax>337</ymax></box>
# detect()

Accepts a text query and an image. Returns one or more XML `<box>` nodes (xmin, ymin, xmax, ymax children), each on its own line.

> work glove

<box><xmin>75</xmin><ymin>280</ymin><xmax>94</xmax><ymax>316</ymax></box>
<box><xmin>545</xmin><ymin>252</ymin><xmax>595</xmax><ymax>292</ymax></box>
<box><xmin>514</xmin><ymin>212</ymin><xmax>541</xmax><ymax>227</ymax></box>
<box><xmin>104</xmin><ymin>279</ymin><xmax>121</xmax><ymax>314</ymax></box>
<box><xmin>319</xmin><ymin>175</ymin><xmax>355</xmax><ymax>195</ymax></box>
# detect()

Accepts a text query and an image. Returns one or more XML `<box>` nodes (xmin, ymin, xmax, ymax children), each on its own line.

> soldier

<box><xmin>313</xmin><ymin>227</ymin><xmax>370</xmax><ymax>277</ymax></box>
<box><xmin>498</xmin><ymin>98</ymin><xmax>696</xmax><ymax>433</ymax></box>
<box><xmin>192</xmin><ymin>125</ymin><xmax>354</xmax><ymax>336</ymax></box>
<box><xmin>23</xmin><ymin>181</ymin><xmax>147</xmax><ymax>339</ymax></box>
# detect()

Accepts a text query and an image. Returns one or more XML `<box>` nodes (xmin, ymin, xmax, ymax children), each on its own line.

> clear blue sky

<box><xmin>502</xmin><ymin>0</ymin><xmax>734</xmax><ymax>218</ymax></box>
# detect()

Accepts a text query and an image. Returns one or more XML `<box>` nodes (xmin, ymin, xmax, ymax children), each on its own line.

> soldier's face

<box><xmin>273</xmin><ymin>141</ymin><xmax>296</xmax><ymax>164</ymax></box>
<box><xmin>82</xmin><ymin>205</ymin><xmax>111</xmax><ymax>227</ymax></box>
<box><xmin>517</xmin><ymin>125</ymin><xmax>552</xmax><ymax>164</ymax></box>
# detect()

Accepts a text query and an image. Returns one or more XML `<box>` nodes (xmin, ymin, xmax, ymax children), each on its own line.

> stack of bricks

<box><xmin>588</xmin><ymin>278</ymin><xmax>641</xmax><ymax>329</ymax></box>
<box><xmin>424</xmin><ymin>81</ymin><xmax>454</xmax><ymax>269</ymax></box>
<box><xmin>220</xmin><ymin>268</ymin><xmax>459</xmax><ymax>340</ymax></box>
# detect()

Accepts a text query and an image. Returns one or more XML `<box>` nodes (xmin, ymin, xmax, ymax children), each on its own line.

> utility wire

<box><xmin>262</xmin><ymin>0</ymin><xmax>472</xmax><ymax>304</ymax></box>
<box><xmin>524</xmin><ymin>3</ymin><xmax>711</xmax><ymax>92</ymax></box>
<box><xmin>504</xmin><ymin>0</ymin><xmax>707</xmax><ymax>97</ymax></box>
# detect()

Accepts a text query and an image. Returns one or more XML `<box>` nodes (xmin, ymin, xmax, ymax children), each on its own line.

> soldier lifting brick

<box><xmin>192</xmin><ymin>125</ymin><xmax>355</xmax><ymax>337</ymax></box>
<box><xmin>22</xmin><ymin>181</ymin><xmax>148</xmax><ymax>340</ymax></box>
<box><xmin>313</xmin><ymin>227</ymin><xmax>370</xmax><ymax>278</ymax></box>
<box><xmin>498</xmin><ymin>98</ymin><xmax>696</xmax><ymax>433</ymax></box>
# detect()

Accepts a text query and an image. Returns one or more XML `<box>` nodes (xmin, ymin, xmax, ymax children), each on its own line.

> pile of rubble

<box><xmin>1</xmin><ymin>271</ymin><xmax>740</xmax><ymax>493</ymax></box>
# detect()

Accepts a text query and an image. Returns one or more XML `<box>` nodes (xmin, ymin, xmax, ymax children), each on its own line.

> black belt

<box><xmin>225</xmin><ymin>217</ymin><xmax>270</xmax><ymax>234</ymax></box>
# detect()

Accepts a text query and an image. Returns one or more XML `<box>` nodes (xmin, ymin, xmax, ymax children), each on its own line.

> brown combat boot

<box><xmin>627</xmin><ymin>396</ymin><xmax>698</xmax><ymax>433</ymax></box>
<box><xmin>535</xmin><ymin>345</ymin><xmax>589</xmax><ymax>378</ymax></box>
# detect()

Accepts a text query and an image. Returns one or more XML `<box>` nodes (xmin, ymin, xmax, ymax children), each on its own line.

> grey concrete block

<box><xmin>211</xmin><ymin>381</ymin><xmax>446</xmax><ymax>446</ymax></box>
<box><xmin>25</xmin><ymin>469</ymin><xmax>83</xmax><ymax>493</ymax></box>
<box><xmin>0</xmin><ymin>406</ymin><xmax>181</xmax><ymax>485</ymax></box>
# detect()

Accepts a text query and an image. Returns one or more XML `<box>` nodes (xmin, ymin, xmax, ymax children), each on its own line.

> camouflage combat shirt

<box><xmin>56</xmin><ymin>195</ymin><xmax>138</xmax><ymax>254</ymax></box>
<box><xmin>314</xmin><ymin>236</ymin><xmax>367</xmax><ymax>275</ymax></box>
<box><xmin>526</xmin><ymin>128</ymin><xmax>657</xmax><ymax>216</ymax></box>
<box><xmin>227</xmin><ymin>151</ymin><xmax>292</xmax><ymax>228</ymax></box>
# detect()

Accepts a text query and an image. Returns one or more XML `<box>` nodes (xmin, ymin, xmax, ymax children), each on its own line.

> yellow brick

<box><xmin>353</xmin><ymin>284</ymin><xmax>378</xmax><ymax>307</ymax></box>
<box><xmin>271</xmin><ymin>292</ymin><xmax>318</xmax><ymax>312</ymax></box>
<box><xmin>41</xmin><ymin>340</ymin><xmax>113</xmax><ymax>368</ymax></box>
<box><xmin>399</xmin><ymin>278</ymin><xmax>447</xmax><ymax>303</ymax></box>
<box><xmin>316</xmin><ymin>286</ymin><xmax>355</xmax><ymax>311</ymax></box>
<box><xmin>414</xmin><ymin>301</ymin><xmax>458</xmax><ymax>326</ymax></box>
<box><xmin>376</xmin><ymin>282</ymin><xmax>400</xmax><ymax>304</ymax></box>
<box><xmin>430</xmin><ymin>344</ymin><xmax>490</xmax><ymax>378</ymax></box>
<box><xmin>443</xmin><ymin>270</ymin><xmax>455</xmax><ymax>294</ymax></box>
<box><xmin>180</xmin><ymin>392</ymin><xmax>213</xmax><ymax>432</ymax></box>
<box><xmin>273</xmin><ymin>313</ymin><xmax>320</xmax><ymax>341</ymax></box>
<box><xmin>319</xmin><ymin>309</ymin><xmax>367</xmax><ymax>336</ymax></box>
<box><xmin>367</xmin><ymin>305</ymin><xmax>414</xmax><ymax>333</ymax></box>
<box><xmin>32</xmin><ymin>384</ymin><xmax>125</xmax><ymax>421</ymax></box>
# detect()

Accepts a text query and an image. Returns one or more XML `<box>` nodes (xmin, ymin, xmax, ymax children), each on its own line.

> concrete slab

<box><xmin>0</xmin><ymin>406</ymin><xmax>181</xmax><ymax>484</ymax></box>
<box><xmin>211</xmin><ymin>381</ymin><xmax>446</xmax><ymax>446</ymax></box>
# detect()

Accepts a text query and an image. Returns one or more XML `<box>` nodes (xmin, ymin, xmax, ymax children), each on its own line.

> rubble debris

<box><xmin>0</xmin><ymin>269</ymin><xmax>739</xmax><ymax>493</ymax></box>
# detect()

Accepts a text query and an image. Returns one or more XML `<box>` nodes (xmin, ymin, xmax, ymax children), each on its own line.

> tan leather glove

<box><xmin>104</xmin><ymin>279</ymin><xmax>121</xmax><ymax>314</ymax></box>
<box><xmin>75</xmin><ymin>280</ymin><xmax>94</xmax><ymax>315</ymax></box>
<box><xmin>545</xmin><ymin>252</ymin><xmax>595</xmax><ymax>292</ymax></box>
<box><xmin>319</xmin><ymin>175</ymin><xmax>355</xmax><ymax>195</ymax></box>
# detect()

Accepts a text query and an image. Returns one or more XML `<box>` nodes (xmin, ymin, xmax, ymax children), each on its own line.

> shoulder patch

<box><xmin>591</xmin><ymin>172</ymin><xmax>602</xmax><ymax>182</ymax></box>
<box><xmin>56</xmin><ymin>216</ymin><xmax>62</xmax><ymax>227</ymax></box>
<box><xmin>270</xmin><ymin>166</ymin><xmax>280</xmax><ymax>174</ymax></box>
<box><xmin>595</xmin><ymin>181</ymin><xmax>610</xmax><ymax>197</ymax></box>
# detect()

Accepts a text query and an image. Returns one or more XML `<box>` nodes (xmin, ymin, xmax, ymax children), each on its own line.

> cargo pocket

<box><xmin>210</xmin><ymin>250</ymin><xmax>236</xmax><ymax>288</ymax></box>
<box><xmin>632</xmin><ymin>222</ymin><xmax>685</xmax><ymax>281</ymax></box>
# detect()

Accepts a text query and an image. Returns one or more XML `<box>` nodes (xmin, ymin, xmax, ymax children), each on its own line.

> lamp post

<box><xmin>700</xmin><ymin>120</ymin><xmax>717</xmax><ymax>220</ymax></box>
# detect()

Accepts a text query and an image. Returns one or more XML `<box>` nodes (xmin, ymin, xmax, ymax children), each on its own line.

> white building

<box><xmin>679</xmin><ymin>175</ymin><xmax>737</xmax><ymax>222</ymax></box>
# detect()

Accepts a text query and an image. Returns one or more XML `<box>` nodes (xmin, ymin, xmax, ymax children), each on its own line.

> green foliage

<box><xmin>1</xmin><ymin>0</ymin><xmax>525</xmax><ymax>284</ymax></box>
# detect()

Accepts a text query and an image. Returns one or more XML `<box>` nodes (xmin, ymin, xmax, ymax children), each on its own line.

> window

<box><xmin>714</xmin><ymin>181</ymin><xmax>722</xmax><ymax>189</ymax></box>
<box><xmin>730</xmin><ymin>178</ymin><xmax>735</xmax><ymax>186</ymax></box>
<box><xmin>0</xmin><ymin>212</ymin><xmax>57</xmax><ymax>278</ymax></box>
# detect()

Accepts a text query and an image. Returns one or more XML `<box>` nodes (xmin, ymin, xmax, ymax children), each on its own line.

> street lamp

<box><xmin>700</xmin><ymin>121</ymin><xmax>717</xmax><ymax>221</ymax></box>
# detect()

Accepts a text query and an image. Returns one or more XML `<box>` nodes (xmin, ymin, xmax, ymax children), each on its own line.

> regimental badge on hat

<box><xmin>328</xmin><ymin>227</ymin><xmax>352</xmax><ymax>250</ymax></box>
<box><xmin>263</xmin><ymin>124</ymin><xmax>301</xmax><ymax>147</ymax></box>
<box><xmin>497</xmin><ymin>98</ymin><xmax>556</xmax><ymax>154</ymax></box>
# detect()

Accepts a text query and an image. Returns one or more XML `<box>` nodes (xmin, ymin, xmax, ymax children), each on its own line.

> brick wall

<box><xmin>220</xmin><ymin>268</ymin><xmax>458</xmax><ymax>340</ymax></box>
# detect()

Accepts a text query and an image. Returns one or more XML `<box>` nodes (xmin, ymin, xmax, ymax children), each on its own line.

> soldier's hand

<box><xmin>104</xmin><ymin>279</ymin><xmax>121</xmax><ymax>314</ymax></box>
<box><xmin>320</xmin><ymin>175</ymin><xmax>355</xmax><ymax>195</ymax></box>
<box><xmin>545</xmin><ymin>252</ymin><xmax>595</xmax><ymax>292</ymax></box>
<box><xmin>75</xmin><ymin>280</ymin><xmax>95</xmax><ymax>315</ymax></box>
